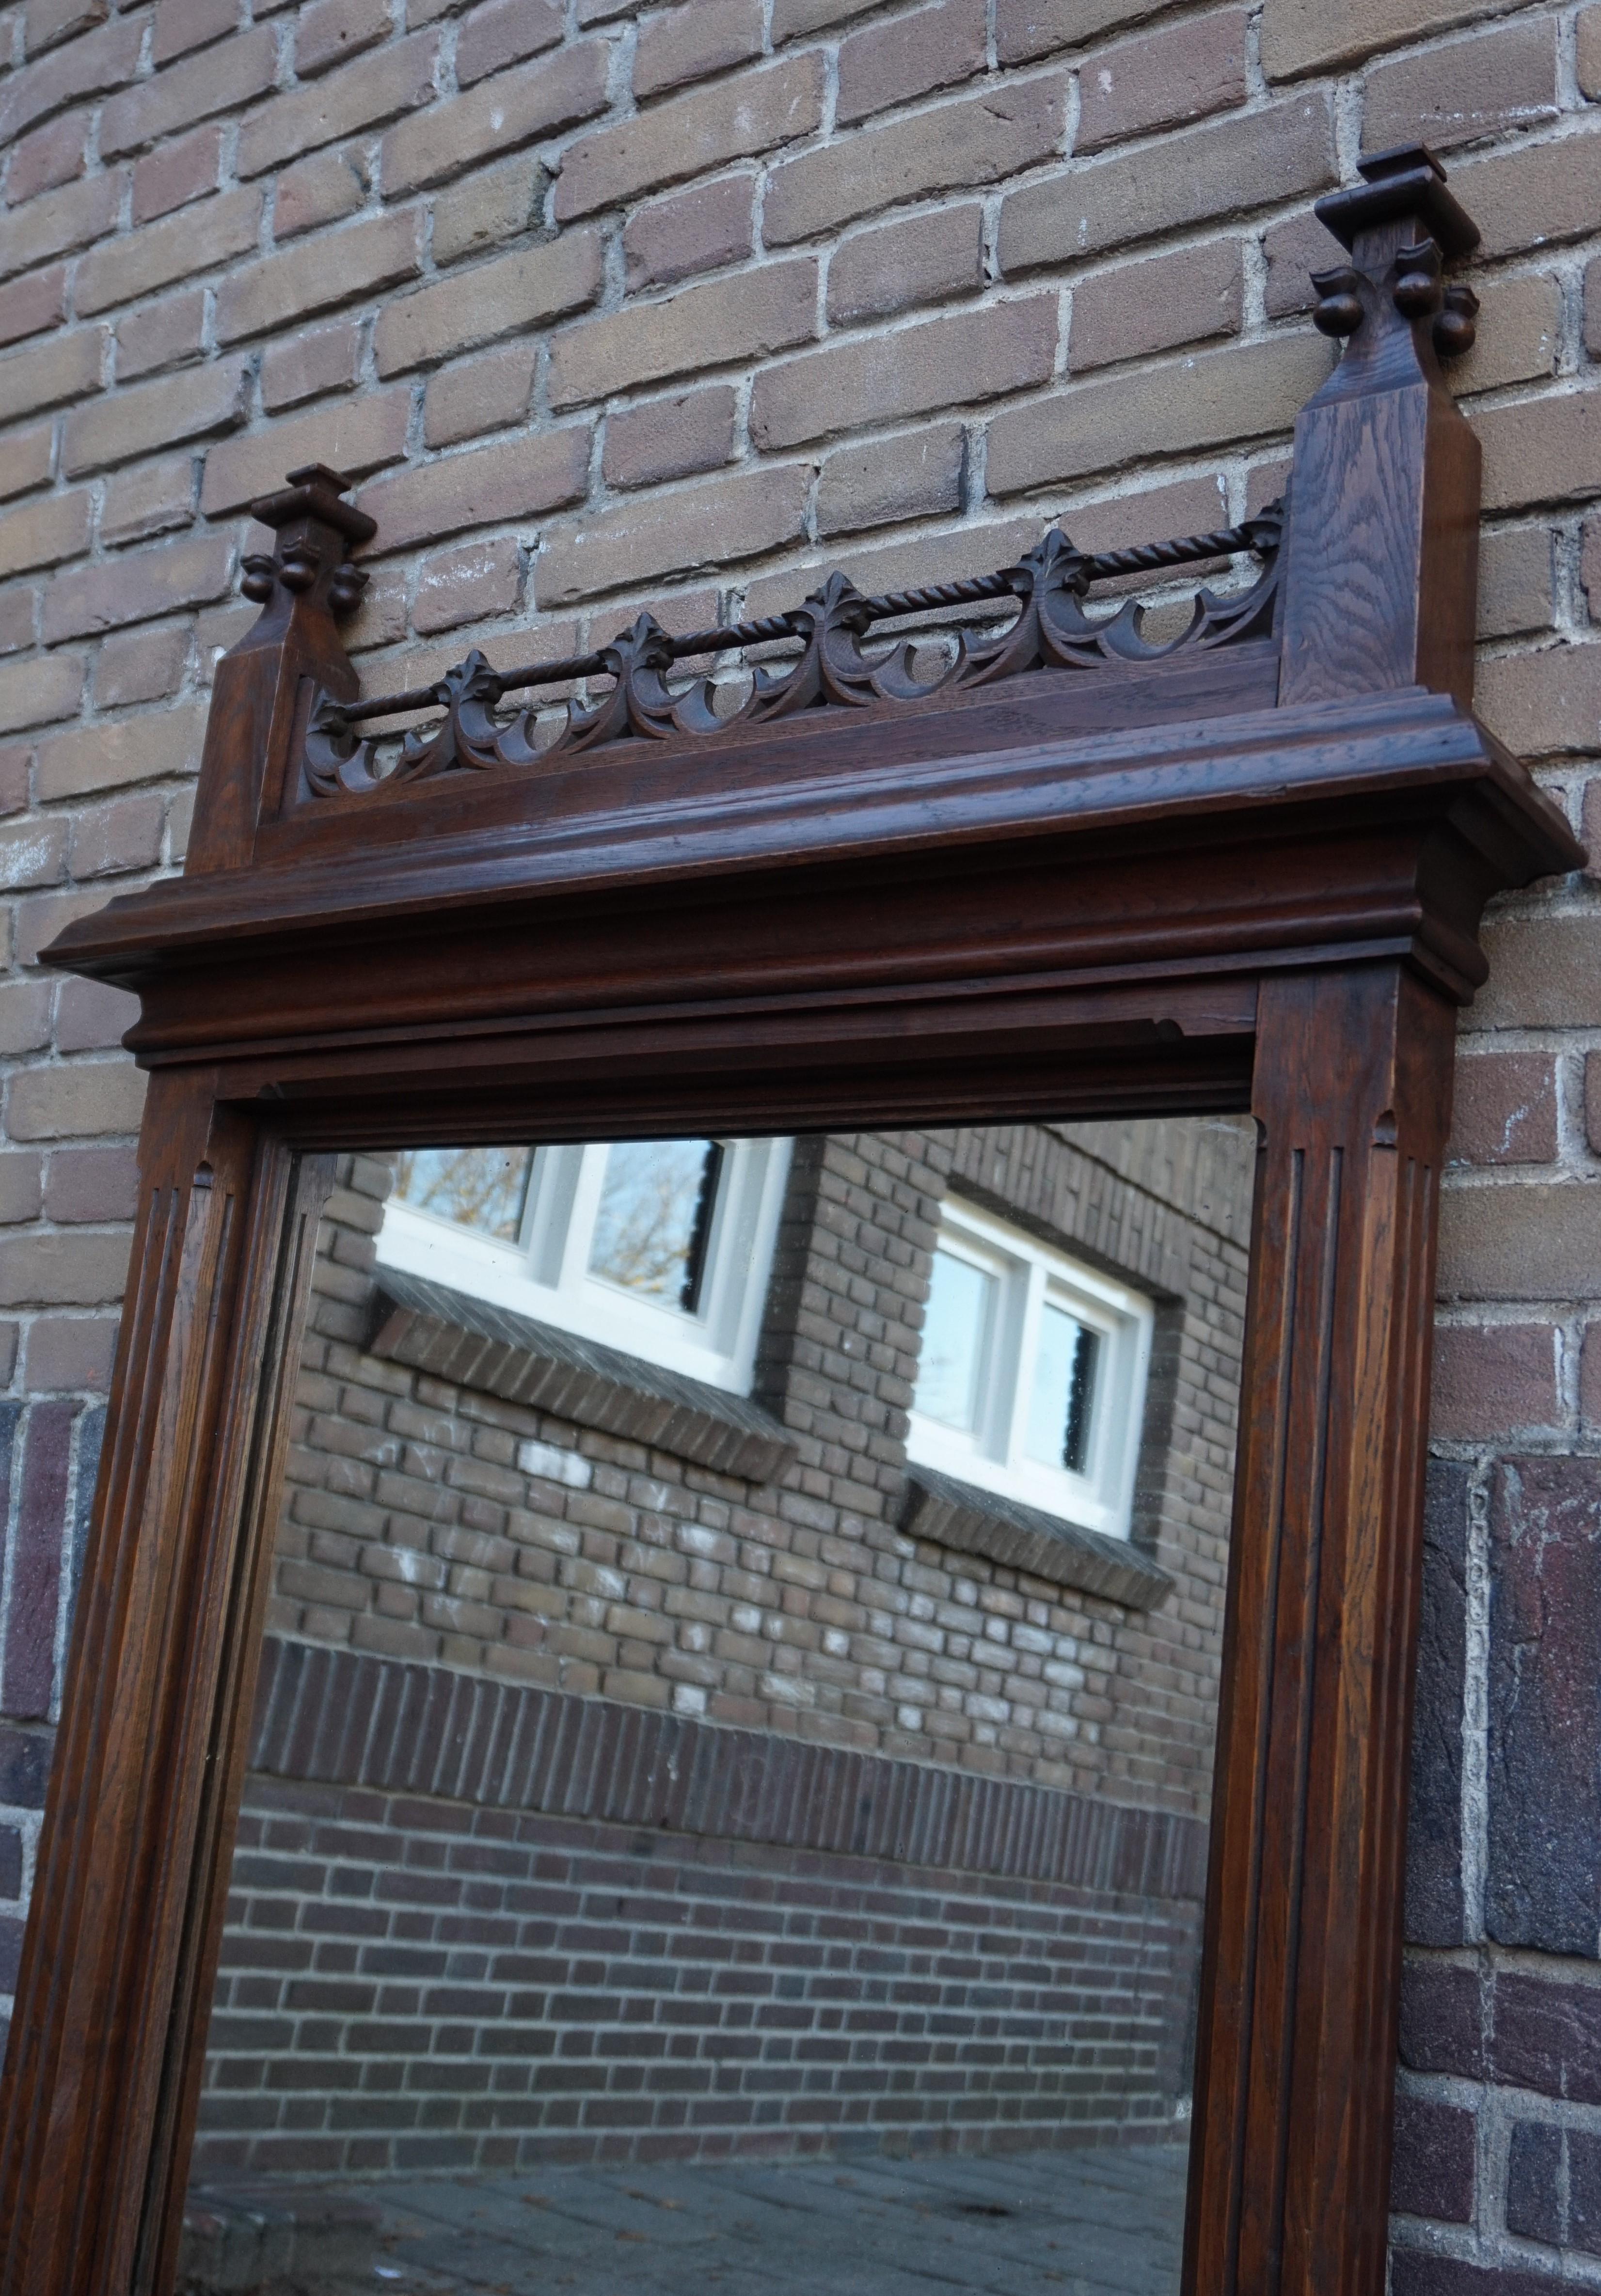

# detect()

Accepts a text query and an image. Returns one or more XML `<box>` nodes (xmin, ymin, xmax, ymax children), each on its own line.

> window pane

<box><xmin>915</xmin><ymin>1249</ymin><xmax>996</xmax><ymax>1430</ymax></box>
<box><xmin>392</xmin><ymin>1146</ymin><xmax>533</xmax><ymax>1240</ymax></box>
<box><xmin>1026</xmin><ymin>1303</ymin><xmax>1101</xmax><ymax>1473</ymax></box>
<box><xmin>587</xmin><ymin>1139</ymin><xmax>722</xmax><ymax>1307</ymax></box>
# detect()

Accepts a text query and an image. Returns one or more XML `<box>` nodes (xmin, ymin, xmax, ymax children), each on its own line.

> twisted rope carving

<box><xmin>325</xmin><ymin>510</ymin><xmax>1283</xmax><ymax>733</ymax></box>
<box><xmin>301</xmin><ymin>504</ymin><xmax>1285</xmax><ymax>795</ymax></box>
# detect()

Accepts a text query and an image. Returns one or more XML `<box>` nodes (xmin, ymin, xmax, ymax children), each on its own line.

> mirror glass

<box><xmin>183</xmin><ymin>1113</ymin><xmax>1253</xmax><ymax>2296</ymax></box>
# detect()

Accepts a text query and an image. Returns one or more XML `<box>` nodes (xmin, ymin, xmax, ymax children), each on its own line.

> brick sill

<box><xmin>368</xmin><ymin>1268</ymin><xmax>796</xmax><ymax>1484</ymax></box>
<box><xmin>902</xmin><ymin>1466</ymin><xmax>1174</xmax><ymax>1610</ymax></box>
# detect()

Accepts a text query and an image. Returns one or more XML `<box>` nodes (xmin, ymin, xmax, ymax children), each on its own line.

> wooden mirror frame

<box><xmin>0</xmin><ymin>145</ymin><xmax>1584</xmax><ymax>2296</ymax></box>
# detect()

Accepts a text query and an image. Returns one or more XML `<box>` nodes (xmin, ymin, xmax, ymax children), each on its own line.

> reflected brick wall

<box><xmin>272</xmin><ymin>1124</ymin><xmax>1248</xmax><ymax>1806</ymax></box>
<box><xmin>196</xmin><ymin>1638</ymin><xmax>1206</xmax><ymax>2173</ymax></box>
<box><xmin>189</xmin><ymin>1118</ymin><xmax>1244</xmax><ymax>2161</ymax></box>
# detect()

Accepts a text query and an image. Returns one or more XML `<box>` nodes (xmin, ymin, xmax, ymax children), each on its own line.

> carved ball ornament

<box><xmin>1314</xmin><ymin>235</ymin><xmax>1477</xmax><ymax>360</ymax></box>
<box><xmin>1312</xmin><ymin>265</ymin><xmax>1364</xmax><ymax>338</ymax></box>
<box><xmin>1434</xmin><ymin>282</ymin><xmax>1480</xmax><ymax>359</ymax></box>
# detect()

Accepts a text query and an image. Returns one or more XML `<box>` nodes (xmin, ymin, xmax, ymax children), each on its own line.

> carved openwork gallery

<box><xmin>298</xmin><ymin>506</ymin><xmax>1288</xmax><ymax>789</ymax></box>
<box><xmin>0</xmin><ymin>144</ymin><xmax>1581</xmax><ymax>2296</ymax></box>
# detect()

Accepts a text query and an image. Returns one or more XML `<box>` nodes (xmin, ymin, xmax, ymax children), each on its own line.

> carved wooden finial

<box><xmin>1279</xmin><ymin>141</ymin><xmax>1484</xmax><ymax>711</ymax></box>
<box><xmin>1310</xmin><ymin>149</ymin><xmax>1480</xmax><ymax>358</ymax></box>
<box><xmin>1311</xmin><ymin>143</ymin><xmax>1481</xmax><ymax>360</ymax></box>
<box><xmin>240</xmin><ymin>463</ymin><xmax>376</xmax><ymax>622</ymax></box>
<box><xmin>187</xmin><ymin>466</ymin><xmax>377</xmax><ymax>872</ymax></box>
<box><xmin>1319</xmin><ymin>144</ymin><xmax>1476</xmax><ymax>249</ymax></box>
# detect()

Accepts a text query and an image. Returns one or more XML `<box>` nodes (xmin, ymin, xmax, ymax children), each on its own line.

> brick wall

<box><xmin>204</xmin><ymin>1771</ymin><xmax>1203</xmax><ymax>2177</ymax></box>
<box><xmin>0</xmin><ymin>0</ymin><xmax>1596</xmax><ymax>2270</ymax></box>
<box><xmin>276</xmin><ymin>1121</ymin><xmax>1248</xmax><ymax>1807</ymax></box>
<box><xmin>192</xmin><ymin>1111</ymin><xmax>1248</xmax><ymax>2169</ymax></box>
<box><xmin>194</xmin><ymin>1634</ymin><xmax>1207</xmax><ymax>2173</ymax></box>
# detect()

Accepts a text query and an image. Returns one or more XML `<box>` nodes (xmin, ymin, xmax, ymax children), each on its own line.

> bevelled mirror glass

<box><xmin>179</xmin><ymin>1112</ymin><xmax>1252</xmax><ymax>2296</ymax></box>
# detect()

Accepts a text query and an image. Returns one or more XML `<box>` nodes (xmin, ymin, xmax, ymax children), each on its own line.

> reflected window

<box><xmin>1027</xmin><ymin>1302</ymin><xmax>1100</xmax><ymax>1475</ymax></box>
<box><xmin>392</xmin><ymin>1147</ymin><xmax>533</xmax><ymax>1240</ymax></box>
<box><xmin>918</xmin><ymin>1248</ymin><xmax>996</xmax><ymax>1432</ymax></box>
<box><xmin>910</xmin><ymin>1195</ymin><xmax>1153</xmax><ymax>1540</ymax></box>
<box><xmin>379</xmin><ymin>1135</ymin><xmax>790</xmax><ymax>1396</ymax></box>
<box><xmin>587</xmin><ymin>1139</ymin><xmax>723</xmax><ymax>1307</ymax></box>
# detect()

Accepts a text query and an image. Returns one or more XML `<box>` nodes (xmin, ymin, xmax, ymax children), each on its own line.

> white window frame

<box><xmin>376</xmin><ymin>1136</ymin><xmax>793</xmax><ymax>1397</ymax></box>
<box><xmin>906</xmin><ymin>1195</ymin><xmax>1155</xmax><ymax>1541</ymax></box>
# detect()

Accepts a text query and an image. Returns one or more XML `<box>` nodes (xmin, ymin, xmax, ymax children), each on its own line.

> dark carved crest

<box><xmin>302</xmin><ymin>506</ymin><xmax>1285</xmax><ymax>802</ymax></box>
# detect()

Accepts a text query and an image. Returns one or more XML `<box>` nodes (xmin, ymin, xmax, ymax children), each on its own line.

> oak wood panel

<box><xmin>0</xmin><ymin>1095</ymin><xmax>331</xmax><ymax>2296</ymax></box>
<box><xmin>1186</xmin><ymin>965</ymin><xmax>1455</xmax><ymax>2296</ymax></box>
<box><xmin>51</xmin><ymin>685</ymin><xmax>1546</xmax><ymax>1005</ymax></box>
<box><xmin>1281</xmin><ymin>186</ymin><xmax>1482</xmax><ymax>712</ymax></box>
